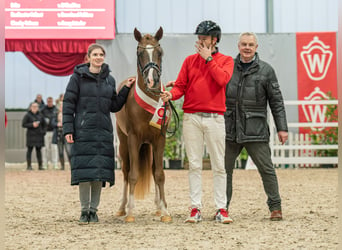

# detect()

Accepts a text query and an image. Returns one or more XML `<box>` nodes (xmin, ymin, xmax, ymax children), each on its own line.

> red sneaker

<box><xmin>215</xmin><ymin>209</ymin><xmax>233</xmax><ymax>224</ymax></box>
<box><xmin>185</xmin><ymin>208</ymin><xmax>202</xmax><ymax>223</ymax></box>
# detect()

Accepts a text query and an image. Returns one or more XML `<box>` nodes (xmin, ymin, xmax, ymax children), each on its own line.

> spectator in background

<box><xmin>224</xmin><ymin>32</ymin><xmax>288</xmax><ymax>221</ymax></box>
<box><xmin>52</xmin><ymin>100</ymin><xmax>71</xmax><ymax>170</ymax></box>
<box><xmin>41</xmin><ymin>96</ymin><xmax>58</xmax><ymax>169</ymax></box>
<box><xmin>34</xmin><ymin>94</ymin><xmax>45</xmax><ymax>110</ymax></box>
<box><xmin>22</xmin><ymin>102</ymin><xmax>46</xmax><ymax>170</ymax></box>
<box><xmin>55</xmin><ymin>93</ymin><xmax>64</xmax><ymax>111</ymax></box>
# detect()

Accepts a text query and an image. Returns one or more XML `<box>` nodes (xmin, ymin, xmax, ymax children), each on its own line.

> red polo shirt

<box><xmin>170</xmin><ymin>51</ymin><xmax>234</xmax><ymax>115</ymax></box>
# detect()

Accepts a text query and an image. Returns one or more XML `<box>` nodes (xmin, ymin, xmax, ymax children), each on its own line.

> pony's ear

<box><xmin>134</xmin><ymin>28</ymin><xmax>142</xmax><ymax>42</ymax></box>
<box><xmin>154</xmin><ymin>27</ymin><xmax>163</xmax><ymax>41</ymax></box>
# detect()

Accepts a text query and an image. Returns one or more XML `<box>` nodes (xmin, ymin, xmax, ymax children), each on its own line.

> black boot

<box><xmin>79</xmin><ymin>211</ymin><xmax>89</xmax><ymax>225</ymax></box>
<box><xmin>38</xmin><ymin>161</ymin><xmax>43</xmax><ymax>170</ymax></box>
<box><xmin>60</xmin><ymin>158</ymin><xmax>65</xmax><ymax>170</ymax></box>
<box><xmin>27</xmin><ymin>159</ymin><xmax>32</xmax><ymax>171</ymax></box>
<box><xmin>37</xmin><ymin>149</ymin><xmax>43</xmax><ymax>170</ymax></box>
<box><xmin>89</xmin><ymin>211</ymin><xmax>99</xmax><ymax>223</ymax></box>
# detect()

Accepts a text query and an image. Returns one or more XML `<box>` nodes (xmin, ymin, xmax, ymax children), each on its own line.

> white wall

<box><xmin>115</xmin><ymin>0</ymin><xmax>267</xmax><ymax>34</ymax></box>
<box><xmin>5</xmin><ymin>52</ymin><xmax>70</xmax><ymax>109</ymax></box>
<box><xmin>115</xmin><ymin>0</ymin><xmax>338</xmax><ymax>33</ymax></box>
<box><xmin>274</xmin><ymin>0</ymin><xmax>338</xmax><ymax>32</ymax></box>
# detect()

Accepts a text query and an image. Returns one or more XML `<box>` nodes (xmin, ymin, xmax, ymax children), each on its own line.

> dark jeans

<box><xmin>57</xmin><ymin>129</ymin><xmax>71</xmax><ymax>165</ymax></box>
<box><xmin>225</xmin><ymin>141</ymin><xmax>282</xmax><ymax>212</ymax></box>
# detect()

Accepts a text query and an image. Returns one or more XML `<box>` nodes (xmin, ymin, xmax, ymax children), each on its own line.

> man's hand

<box><xmin>160</xmin><ymin>91</ymin><xmax>172</xmax><ymax>102</ymax></box>
<box><xmin>278</xmin><ymin>131</ymin><xmax>288</xmax><ymax>145</ymax></box>
<box><xmin>165</xmin><ymin>81</ymin><xmax>175</xmax><ymax>88</ymax></box>
<box><xmin>195</xmin><ymin>41</ymin><xmax>212</xmax><ymax>60</ymax></box>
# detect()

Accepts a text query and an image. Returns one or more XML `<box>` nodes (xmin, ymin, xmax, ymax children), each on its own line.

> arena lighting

<box><xmin>5</xmin><ymin>0</ymin><xmax>115</xmax><ymax>39</ymax></box>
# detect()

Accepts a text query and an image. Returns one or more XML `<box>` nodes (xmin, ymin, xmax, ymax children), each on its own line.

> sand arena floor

<box><xmin>5</xmin><ymin>164</ymin><xmax>338</xmax><ymax>249</ymax></box>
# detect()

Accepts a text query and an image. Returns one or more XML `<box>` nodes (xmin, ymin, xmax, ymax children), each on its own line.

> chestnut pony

<box><xmin>115</xmin><ymin>27</ymin><xmax>172</xmax><ymax>222</ymax></box>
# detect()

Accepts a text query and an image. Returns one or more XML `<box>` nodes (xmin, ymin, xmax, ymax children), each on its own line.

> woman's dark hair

<box><xmin>87</xmin><ymin>43</ymin><xmax>106</xmax><ymax>57</ymax></box>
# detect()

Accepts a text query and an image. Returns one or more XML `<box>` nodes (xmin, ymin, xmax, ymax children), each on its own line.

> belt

<box><xmin>193</xmin><ymin>112</ymin><xmax>219</xmax><ymax>118</ymax></box>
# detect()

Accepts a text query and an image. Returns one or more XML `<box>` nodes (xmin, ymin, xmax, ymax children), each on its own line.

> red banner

<box><xmin>5</xmin><ymin>0</ymin><xmax>115</xmax><ymax>39</ymax></box>
<box><xmin>296</xmin><ymin>32</ymin><xmax>337</xmax><ymax>133</ymax></box>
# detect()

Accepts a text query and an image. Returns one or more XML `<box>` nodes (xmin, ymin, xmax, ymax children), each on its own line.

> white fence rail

<box><xmin>269</xmin><ymin>100</ymin><xmax>338</xmax><ymax>168</ymax></box>
<box><xmin>6</xmin><ymin>99</ymin><xmax>338</xmax><ymax>169</ymax></box>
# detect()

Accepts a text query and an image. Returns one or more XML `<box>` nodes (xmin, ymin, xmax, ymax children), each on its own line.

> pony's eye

<box><xmin>137</xmin><ymin>50</ymin><xmax>144</xmax><ymax>56</ymax></box>
<box><xmin>155</xmin><ymin>49</ymin><xmax>162</xmax><ymax>57</ymax></box>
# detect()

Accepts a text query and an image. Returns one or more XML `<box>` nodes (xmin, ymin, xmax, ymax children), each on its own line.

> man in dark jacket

<box><xmin>34</xmin><ymin>94</ymin><xmax>45</xmax><ymax>110</ymax></box>
<box><xmin>41</xmin><ymin>97</ymin><xmax>58</xmax><ymax>169</ymax></box>
<box><xmin>224</xmin><ymin>32</ymin><xmax>288</xmax><ymax>221</ymax></box>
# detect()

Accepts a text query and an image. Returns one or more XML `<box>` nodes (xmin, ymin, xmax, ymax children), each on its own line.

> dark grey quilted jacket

<box><xmin>225</xmin><ymin>53</ymin><xmax>288</xmax><ymax>143</ymax></box>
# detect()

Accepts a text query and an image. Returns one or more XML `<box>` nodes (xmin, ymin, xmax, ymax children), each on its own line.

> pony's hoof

<box><xmin>125</xmin><ymin>215</ymin><xmax>135</xmax><ymax>222</ymax></box>
<box><xmin>161</xmin><ymin>215</ymin><xmax>172</xmax><ymax>223</ymax></box>
<box><xmin>155</xmin><ymin>210</ymin><xmax>162</xmax><ymax>217</ymax></box>
<box><xmin>115</xmin><ymin>210</ymin><xmax>126</xmax><ymax>217</ymax></box>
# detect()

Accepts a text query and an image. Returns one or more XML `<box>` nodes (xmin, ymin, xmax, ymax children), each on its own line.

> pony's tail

<box><xmin>134</xmin><ymin>143</ymin><xmax>152</xmax><ymax>199</ymax></box>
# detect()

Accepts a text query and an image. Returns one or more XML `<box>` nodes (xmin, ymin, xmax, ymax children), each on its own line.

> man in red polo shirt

<box><xmin>161</xmin><ymin>20</ymin><xmax>234</xmax><ymax>224</ymax></box>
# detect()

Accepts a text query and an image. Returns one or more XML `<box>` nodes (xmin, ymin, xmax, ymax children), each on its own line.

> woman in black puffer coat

<box><xmin>63</xmin><ymin>43</ymin><xmax>135</xmax><ymax>224</ymax></box>
<box><xmin>22</xmin><ymin>102</ymin><xmax>47</xmax><ymax>170</ymax></box>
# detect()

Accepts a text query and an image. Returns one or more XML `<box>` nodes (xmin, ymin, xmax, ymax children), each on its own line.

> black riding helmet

<box><xmin>195</xmin><ymin>20</ymin><xmax>221</xmax><ymax>43</ymax></box>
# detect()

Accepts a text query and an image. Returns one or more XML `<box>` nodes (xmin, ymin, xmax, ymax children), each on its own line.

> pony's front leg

<box><xmin>154</xmin><ymin>183</ymin><xmax>161</xmax><ymax>216</ymax></box>
<box><xmin>154</xmin><ymin>183</ymin><xmax>171</xmax><ymax>222</ymax></box>
<box><xmin>125</xmin><ymin>184</ymin><xmax>136</xmax><ymax>222</ymax></box>
<box><xmin>155</xmin><ymin>179</ymin><xmax>172</xmax><ymax>222</ymax></box>
<box><xmin>116</xmin><ymin>180</ymin><xmax>128</xmax><ymax>216</ymax></box>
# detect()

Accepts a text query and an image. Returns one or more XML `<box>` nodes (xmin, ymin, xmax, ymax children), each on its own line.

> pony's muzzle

<box><xmin>146</xmin><ymin>68</ymin><xmax>160</xmax><ymax>89</ymax></box>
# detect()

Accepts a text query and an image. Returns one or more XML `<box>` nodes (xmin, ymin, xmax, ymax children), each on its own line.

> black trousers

<box><xmin>27</xmin><ymin>146</ymin><xmax>42</xmax><ymax>164</ymax></box>
<box><xmin>225</xmin><ymin>141</ymin><xmax>282</xmax><ymax>212</ymax></box>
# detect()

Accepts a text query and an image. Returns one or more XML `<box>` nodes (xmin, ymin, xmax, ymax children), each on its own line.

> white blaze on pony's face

<box><xmin>146</xmin><ymin>44</ymin><xmax>155</xmax><ymax>88</ymax></box>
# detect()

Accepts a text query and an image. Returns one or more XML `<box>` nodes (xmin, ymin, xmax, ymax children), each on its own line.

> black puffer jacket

<box><xmin>225</xmin><ymin>53</ymin><xmax>288</xmax><ymax>143</ymax></box>
<box><xmin>22</xmin><ymin>111</ymin><xmax>46</xmax><ymax>147</ymax></box>
<box><xmin>41</xmin><ymin>105</ymin><xmax>58</xmax><ymax>132</ymax></box>
<box><xmin>63</xmin><ymin>63</ymin><xmax>130</xmax><ymax>186</ymax></box>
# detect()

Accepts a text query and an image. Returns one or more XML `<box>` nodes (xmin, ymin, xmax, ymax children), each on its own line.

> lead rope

<box><xmin>160</xmin><ymin>100</ymin><xmax>179</xmax><ymax>138</ymax></box>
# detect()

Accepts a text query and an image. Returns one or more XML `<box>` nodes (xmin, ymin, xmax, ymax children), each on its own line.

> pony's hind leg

<box><xmin>152</xmin><ymin>150</ymin><xmax>172</xmax><ymax>222</ymax></box>
<box><xmin>116</xmin><ymin>125</ymin><xmax>129</xmax><ymax>217</ymax></box>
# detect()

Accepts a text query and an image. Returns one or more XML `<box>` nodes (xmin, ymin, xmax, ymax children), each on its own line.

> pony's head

<box><xmin>134</xmin><ymin>27</ymin><xmax>163</xmax><ymax>94</ymax></box>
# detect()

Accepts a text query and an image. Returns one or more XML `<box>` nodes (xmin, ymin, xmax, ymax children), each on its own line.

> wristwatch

<box><xmin>205</xmin><ymin>56</ymin><xmax>213</xmax><ymax>64</ymax></box>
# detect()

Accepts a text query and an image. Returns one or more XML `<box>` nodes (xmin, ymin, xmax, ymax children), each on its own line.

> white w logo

<box><xmin>302</xmin><ymin>87</ymin><xmax>330</xmax><ymax>131</ymax></box>
<box><xmin>307</xmin><ymin>54</ymin><xmax>327</xmax><ymax>74</ymax></box>
<box><xmin>307</xmin><ymin>105</ymin><xmax>327</xmax><ymax>123</ymax></box>
<box><xmin>300</xmin><ymin>36</ymin><xmax>333</xmax><ymax>81</ymax></box>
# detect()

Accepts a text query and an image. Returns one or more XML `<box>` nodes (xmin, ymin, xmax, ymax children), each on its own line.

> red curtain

<box><xmin>5</xmin><ymin>39</ymin><xmax>96</xmax><ymax>76</ymax></box>
<box><xmin>24</xmin><ymin>52</ymin><xmax>86</xmax><ymax>76</ymax></box>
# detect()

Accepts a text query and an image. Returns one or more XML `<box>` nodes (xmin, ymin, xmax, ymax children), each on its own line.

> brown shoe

<box><xmin>270</xmin><ymin>210</ymin><xmax>282</xmax><ymax>221</ymax></box>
